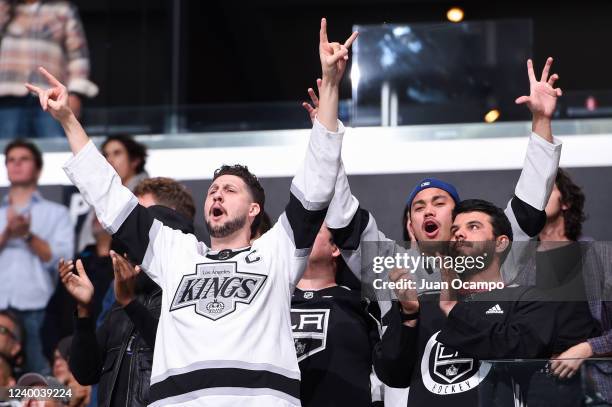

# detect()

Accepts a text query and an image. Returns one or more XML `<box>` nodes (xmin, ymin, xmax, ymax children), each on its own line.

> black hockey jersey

<box><xmin>291</xmin><ymin>286</ymin><xmax>380</xmax><ymax>407</ymax></box>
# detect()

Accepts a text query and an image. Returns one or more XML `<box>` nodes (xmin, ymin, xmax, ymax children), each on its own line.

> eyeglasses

<box><xmin>0</xmin><ymin>325</ymin><xmax>17</xmax><ymax>341</ymax></box>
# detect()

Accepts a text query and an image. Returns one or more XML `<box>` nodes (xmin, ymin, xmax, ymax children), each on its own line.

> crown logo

<box><xmin>446</xmin><ymin>365</ymin><xmax>458</xmax><ymax>376</ymax></box>
<box><xmin>206</xmin><ymin>299</ymin><xmax>225</xmax><ymax>313</ymax></box>
<box><xmin>294</xmin><ymin>339</ymin><xmax>306</xmax><ymax>354</ymax></box>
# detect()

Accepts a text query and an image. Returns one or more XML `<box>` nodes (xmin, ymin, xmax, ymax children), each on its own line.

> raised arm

<box><xmin>26</xmin><ymin>69</ymin><xmax>182</xmax><ymax>286</ymax></box>
<box><xmin>509</xmin><ymin>57</ymin><xmax>563</xmax><ymax>239</ymax></box>
<box><xmin>26</xmin><ymin>67</ymin><xmax>90</xmax><ymax>153</ymax></box>
<box><xmin>258</xmin><ymin>19</ymin><xmax>356</xmax><ymax>287</ymax></box>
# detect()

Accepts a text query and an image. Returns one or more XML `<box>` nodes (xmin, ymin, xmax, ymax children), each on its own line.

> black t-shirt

<box><xmin>291</xmin><ymin>286</ymin><xmax>379</xmax><ymax>407</ymax></box>
<box><xmin>405</xmin><ymin>287</ymin><xmax>559</xmax><ymax>407</ymax></box>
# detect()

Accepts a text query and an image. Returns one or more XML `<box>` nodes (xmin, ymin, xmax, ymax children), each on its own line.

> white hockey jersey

<box><xmin>63</xmin><ymin>119</ymin><xmax>344</xmax><ymax>407</ymax></box>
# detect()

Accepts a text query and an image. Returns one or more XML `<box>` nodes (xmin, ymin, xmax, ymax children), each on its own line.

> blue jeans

<box><xmin>12</xmin><ymin>308</ymin><xmax>51</xmax><ymax>375</ymax></box>
<box><xmin>0</xmin><ymin>96</ymin><xmax>64</xmax><ymax>139</ymax></box>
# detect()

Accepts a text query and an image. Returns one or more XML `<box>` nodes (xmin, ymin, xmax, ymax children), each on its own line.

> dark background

<box><xmin>73</xmin><ymin>0</ymin><xmax>612</xmax><ymax>110</ymax></box>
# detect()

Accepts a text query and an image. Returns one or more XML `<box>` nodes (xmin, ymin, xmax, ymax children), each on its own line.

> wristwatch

<box><xmin>399</xmin><ymin>308</ymin><xmax>420</xmax><ymax>322</ymax></box>
<box><xmin>23</xmin><ymin>232</ymin><xmax>33</xmax><ymax>243</ymax></box>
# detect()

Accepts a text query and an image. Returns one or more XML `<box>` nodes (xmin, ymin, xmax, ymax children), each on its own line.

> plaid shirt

<box><xmin>583</xmin><ymin>242</ymin><xmax>612</xmax><ymax>404</ymax></box>
<box><xmin>514</xmin><ymin>241</ymin><xmax>612</xmax><ymax>403</ymax></box>
<box><xmin>0</xmin><ymin>0</ymin><xmax>97</xmax><ymax>97</ymax></box>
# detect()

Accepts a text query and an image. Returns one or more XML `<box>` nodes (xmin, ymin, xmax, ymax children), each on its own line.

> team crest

<box><xmin>291</xmin><ymin>309</ymin><xmax>330</xmax><ymax>362</ymax></box>
<box><xmin>421</xmin><ymin>332</ymin><xmax>491</xmax><ymax>394</ymax></box>
<box><xmin>170</xmin><ymin>262</ymin><xmax>267</xmax><ymax>321</ymax></box>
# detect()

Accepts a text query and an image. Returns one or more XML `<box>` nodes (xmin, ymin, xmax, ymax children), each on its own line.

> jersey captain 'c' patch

<box><xmin>170</xmin><ymin>261</ymin><xmax>267</xmax><ymax>321</ymax></box>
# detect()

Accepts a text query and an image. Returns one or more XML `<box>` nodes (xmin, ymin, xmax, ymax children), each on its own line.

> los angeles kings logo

<box><xmin>170</xmin><ymin>262</ymin><xmax>267</xmax><ymax>321</ymax></box>
<box><xmin>421</xmin><ymin>332</ymin><xmax>491</xmax><ymax>395</ymax></box>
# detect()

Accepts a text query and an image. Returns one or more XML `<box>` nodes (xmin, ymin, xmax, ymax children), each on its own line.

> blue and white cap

<box><xmin>406</xmin><ymin>178</ymin><xmax>460</xmax><ymax>209</ymax></box>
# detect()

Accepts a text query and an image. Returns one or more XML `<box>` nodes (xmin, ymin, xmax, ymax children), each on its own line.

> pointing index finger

<box><xmin>527</xmin><ymin>59</ymin><xmax>536</xmax><ymax>84</ymax></box>
<box><xmin>38</xmin><ymin>66</ymin><xmax>62</xmax><ymax>87</ymax></box>
<box><xmin>319</xmin><ymin>18</ymin><xmax>328</xmax><ymax>44</ymax></box>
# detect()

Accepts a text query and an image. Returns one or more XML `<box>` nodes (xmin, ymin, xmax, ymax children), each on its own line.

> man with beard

<box><xmin>301</xmin><ymin>57</ymin><xmax>564</xmax><ymax>405</ymax></box>
<box><xmin>28</xmin><ymin>18</ymin><xmax>356</xmax><ymax>407</ymax></box>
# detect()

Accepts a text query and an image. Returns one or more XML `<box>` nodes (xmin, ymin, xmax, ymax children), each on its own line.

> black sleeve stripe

<box><xmin>285</xmin><ymin>192</ymin><xmax>327</xmax><ymax>250</ymax></box>
<box><xmin>511</xmin><ymin>195</ymin><xmax>547</xmax><ymax>237</ymax></box>
<box><xmin>113</xmin><ymin>204</ymin><xmax>155</xmax><ymax>265</ymax></box>
<box><xmin>328</xmin><ymin>206</ymin><xmax>370</xmax><ymax>250</ymax></box>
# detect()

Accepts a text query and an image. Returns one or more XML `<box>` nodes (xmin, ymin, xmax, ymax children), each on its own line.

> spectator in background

<box><xmin>0</xmin><ymin>311</ymin><xmax>22</xmax><ymax>372</ymax></box>
<box><xmin>42</xmin><ymin>215</ymin><xmax>113</xmax><ymax>360</ymax></box>
<box><xmin>62</xmin><ymin>178</ymin><xmax>194</xmax><ymax>407</ymax></box>
<box><xmin>0</xmin><ymin>140</ymin><xmax>73</xmax><ymax>374</ymax></box>
<box><xmin>15</xmin><ymin>372</ymin><xmax>68</xmax><ymax>406</ymax></box>
<box><xmin>96</xmin><ymin>177</ymin><xmax>193</xmax><ymax>325</ymax></box>
<box><xmin>535</xmin><ymin>169</ymin><xmax>612</xmax><ymax>406</ymax></box>
<box><xmin>76</xmin><ymin>135</ymin><xmax>148</xmax><ymax>254</ymax></box>
<box><xmin>0</xmin><ymin>354</ymin><xmax>15</xmax><ymax>387</ymax></box>
<box><xmin>0</xmin><ymin>0</ymin><xmax>97</xmax><ymax>138</ymax></box>
<box><xmin>52</xmin><ymin>336</ymin><xmax>90</xmax><ymax>407</ymax></box>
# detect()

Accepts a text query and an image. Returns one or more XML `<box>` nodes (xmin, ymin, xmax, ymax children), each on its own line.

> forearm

<box><xmin>438</xmin><ymin>303</ymin><xmax>552</xmax><ymax>359</ymax></box>
<box><xmin>27</xmin><ymin>234</ymin><xmax>52</xmax><ymax>263</ymax></box>
<box><xmin>587</xmin><ymin>330</ymin><xmax>612</xmax><ymax>356</ymax></box>
<box><xmin>316</xmin><ymin>77</ymin><xmax>339</xmax><ymax>132</ymax></box>
<box><xmin>0</xmin><ymin>229</ymin><xmax>8</xmax><ymax>251</ymax></box>
<box><xmin>531</xmin><ymin>115</ymin><xmax>553</xmax><ymax>143</ymax></box>
<box><xmin>69</xmin><ymin>316</ymin><xmax>104</xmax><ymax>385</ymax></box>
<box><xmin>514</xmin><ymin>121</ymin><xmax>562</xmax><ymax>212</ymax></box>
<box><xmin>373</xmin><ymin>302</ymin><xmax>418</xmax><ymax>387</ymax></box>
<box><xmin>60</xmin><ymin>113</ymin><xmax>90</xmax><ymax>154</ymax></box>
<box><xmin>123</xmin><ymin>300</ymin><xmax>159</xmax><ymax>348</ymax></box>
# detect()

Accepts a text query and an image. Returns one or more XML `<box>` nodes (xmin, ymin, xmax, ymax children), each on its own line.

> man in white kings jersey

<box><xmin>26</xmin><ymin>18</ymin><xmax>358</xmax><ymax>407</ymax></box>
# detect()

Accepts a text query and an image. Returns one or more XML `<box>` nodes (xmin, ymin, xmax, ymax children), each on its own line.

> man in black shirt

<box><xmin>379</xmin><ymin>199</ymin><xmax>599</xmax><ymax>406</ymax></box>
<box><xmin>291</xmin><ymin>224</ymin><xmax>382</xmax><ymax>407</ymax></box>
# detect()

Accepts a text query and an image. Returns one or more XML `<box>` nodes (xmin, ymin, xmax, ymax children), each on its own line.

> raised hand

<box><xmin>58</xmin><ymin>259</ymin><xmax>94</xmax><ymax>307</ymax></box>
<box><xmin>302</xmin><ymin>78</ymin><xmax>322</xmax><ymax>124</ymax></box>
<box><xmin>111</xmin><ymin>251</ymin><xmax>140</xmax><ymax>307</ymax></box>
<box><xmin>25</xmin><ymin>67</ymin><xmax>73</xmax><ymax>123</ymax></box>
<box><xmin>389</xmin><ymin>267</ymin><xmax>420</xmax><ymax>321</ymax></box>
<box><xmin>515</xmin><ymin>57</ymin><xmax>562</xmax><ymax>120</ymax></box>
<box><xmin>319</xmin><ymin>18</ymin><xmax>358</xmax><ymax>86</ymax></box>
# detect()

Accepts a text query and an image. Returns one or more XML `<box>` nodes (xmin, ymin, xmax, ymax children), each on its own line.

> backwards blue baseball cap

<box><xmin>406</xmin><ymin>178</ymin><xmax>461</xmax><ymax>209</ymax></box>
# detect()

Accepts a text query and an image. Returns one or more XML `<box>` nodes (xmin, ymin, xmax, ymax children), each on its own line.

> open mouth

<box><xmin>423</xmin><ymin>220</ymin><xmax>439</xmax><ymax>236</ymax></box>
<box><xmin>210</xmin><ymin>205</ymin><xmax>226</xmax><ymax>220</ymax></box>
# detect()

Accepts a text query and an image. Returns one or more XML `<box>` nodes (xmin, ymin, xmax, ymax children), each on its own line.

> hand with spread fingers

<box><xmin>111</xmin><ymin>250</ymin><xmax>141</xmax><ymax>307</ymax></box>
<box><xmin>58</xmin><ymin>259</ymin><xmax>94</xmax><ymax>308</ymax></box>
<box><xmin>25</xmin><ymin>67</ymin><xmax>73</xmax><ymax>123</ymax></box>
<box><xmin>515</xmin><ymin>57</ymin><xmax>563</xmax><ymax>120</ymax></box>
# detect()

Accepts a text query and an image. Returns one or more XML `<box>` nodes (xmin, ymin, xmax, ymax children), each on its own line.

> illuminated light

<box><xmin>447</xmin><ymin>7</ymin><xmax>464</xmax><ymax>23</ymax></box>
<box><xmin>350</xmin><ymin>64</ymin><xmax>361</xmax><ymax>90</ymax></box>
<box><xmin>586</xmin><ymin>96</ymin><xmax>597</xmax><ymax>111</ymax></box>
<box><xmin>484</xmin><ymin>109</ymin><xmax>500</xmax><ymax>123</ymax></box>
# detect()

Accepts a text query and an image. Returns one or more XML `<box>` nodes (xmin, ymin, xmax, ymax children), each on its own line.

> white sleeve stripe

<box><xmin>107</xmin><ymin>195</ymin><xmax>139</xmax><ymax>234</ymax></box>
<box><xmin>515</xmin><ymin>132</ymin><xmax>562</xmax><ymax>210</ymax></box>
<box><xmin>289</xmin><ymin>183</ymin><xmax>328</xmax><ymax>211</ymax></box>
<box><xmin>141</xmin><ymin>218</ymin><xmax>162</xmax><ymax>272</ymax></box>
